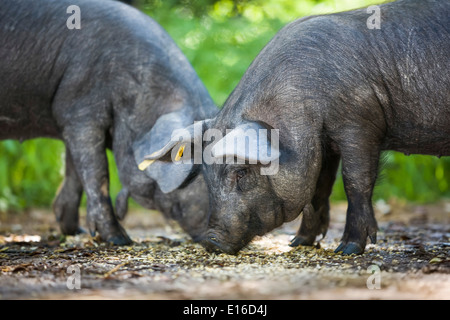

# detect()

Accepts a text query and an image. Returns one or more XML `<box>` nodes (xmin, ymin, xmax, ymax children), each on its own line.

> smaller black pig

<box><xmin>0</xmin><ymin>0</ymin><xmax>216</xmax><ymax>243</ymax></box>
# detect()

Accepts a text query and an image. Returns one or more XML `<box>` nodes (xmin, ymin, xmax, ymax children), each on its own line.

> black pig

<box><xmin>144</xmin><ymin>0</ymin><xmax>450</xmax><ymax>254</ymax></box>
<box><xmin>0</xmin><ymin>0</ymin><xmax>216</xmax><ymax>243</ymax></box>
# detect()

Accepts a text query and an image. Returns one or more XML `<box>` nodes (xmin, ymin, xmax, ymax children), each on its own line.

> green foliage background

<box><xmin>0</xmin><ymin>0</ymin><xmax>449</xmax><ymax>212</ymax></box>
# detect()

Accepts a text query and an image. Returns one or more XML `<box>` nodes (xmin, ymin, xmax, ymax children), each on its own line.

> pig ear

<box><xmin>132</xmin><ymin>111</ymin><xmax>194</xmax><ymax>193</ymax></box>
<box><xmin>211</xmin><ymin>122</ymin><xmax>280</xmax><ymax>163</ymax></box>
<box><xmin>138</xmin><ymin>119</ymin><xmax>210</xmax><ymax>162</ymax></box>
<box><xmin>133</xmin><ymin>114</ymin><xmax>211</xmax><ymax>193</ymax></box>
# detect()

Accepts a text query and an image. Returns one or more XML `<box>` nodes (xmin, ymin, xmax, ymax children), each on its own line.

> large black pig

<box><xmin>0</xmin><ymin>0</ymin><xmax>216</xmax><ymax>244</ymax></box>
<box><xmin>144</xmin><ymin>0</ymin><xmax>450</xmax><ymax>254</ymax></box>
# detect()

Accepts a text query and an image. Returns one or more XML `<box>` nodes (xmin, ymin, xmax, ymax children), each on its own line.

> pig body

<box><xmin>146</xmin><ymin>0</ymin><xmax>449</xmax><ymax>254</ymax></box>
<box><xmin>0</xmin><ymin>0</ymin><xmax>216</xmax><ymax>243</ymax></box>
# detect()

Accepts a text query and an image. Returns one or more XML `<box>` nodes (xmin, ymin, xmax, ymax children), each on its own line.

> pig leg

<box><xmin>115</xmin><ymin>188</ymin><xmax>129</xmax><ymax>220</ymax></box>
<box><xmin>53</xmin><ymin>149</ymin><xmax>84</xmax><ymax>235</ymax></box>
<box><xmin>290</xmin><ymin>150</ymin><xmax>340</xmax><ymax>247</ymax></box>
<box><xmin>336</xmin><ymin>144</ymin><xmax>379</xmax><ymax>255</ymax></box>
<box><xmin>62</xmin><ymin>127</ymin><xmax>132</xmax><ymax>245</ymax></box>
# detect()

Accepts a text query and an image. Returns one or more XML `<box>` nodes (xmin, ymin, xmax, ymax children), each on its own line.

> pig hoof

<box><xmin>289</xmin><ymin>235</ymin><xmax>314</xmax><ymax>247</ymax></box>
<box><xmin>60</xmin><ymin>224</ymin><xmax>83</xmax><ymax>236</ymax></box>
<box><xmin>105</xmin><ymin>224</ymin><xmax>133</xmax><ymax>245</ymax></box>
<box><xmin>106</xmin><ymin>234</ymin><xmax>133</xmax><ymax>246</ymax></box>
<box><xmin>91</xmin><ymin>222</ymin><xmax>133</xmax><ymax>245</ymax></box>
<box><xmin>73</xmin><ymin>227</ymin><xmax>86</xmax><ymax>235</ymax></box>
<box><xmin>335</xmin><ymin>242</ymin><xmax>364</xmax><ymax>255</ymax></box>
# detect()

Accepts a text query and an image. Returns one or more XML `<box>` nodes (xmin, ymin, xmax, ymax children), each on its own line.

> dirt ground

<box><xmin>0</xmin><ymin>200</ymin><xmax>449</xmax><ymax>300</ymax></box>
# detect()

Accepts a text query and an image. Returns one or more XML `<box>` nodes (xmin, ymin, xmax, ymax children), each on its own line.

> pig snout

<box><xmin>197</xmin><ymin>236</ymin><xmax>224</xmax><ymax>254</ymax></box>
<box><xmin>198</xmin><ymin>237</ymin><xmax>238</xmax><ymax>255</ymax></box>
<box><xmin>194</xmin><ymin>231</ymin><xmax>247</xmax><ymax>255</ymax></box>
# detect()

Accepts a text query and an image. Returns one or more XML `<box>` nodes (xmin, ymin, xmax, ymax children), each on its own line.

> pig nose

<box><xmin>199</xmin><ymin>236</ymin><xmax>223</xmax><ymax>254</ymax></box>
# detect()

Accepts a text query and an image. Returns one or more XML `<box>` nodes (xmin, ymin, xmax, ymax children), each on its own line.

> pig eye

<box><xmin>235</xmin><ymin>168</ymin><xmax>250</xmax><ymax>192</ymax></box>
<box><xmin>236</xmin><ymin>169</ymin><xmax>247</xmax><ymax>182</ymax></box>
